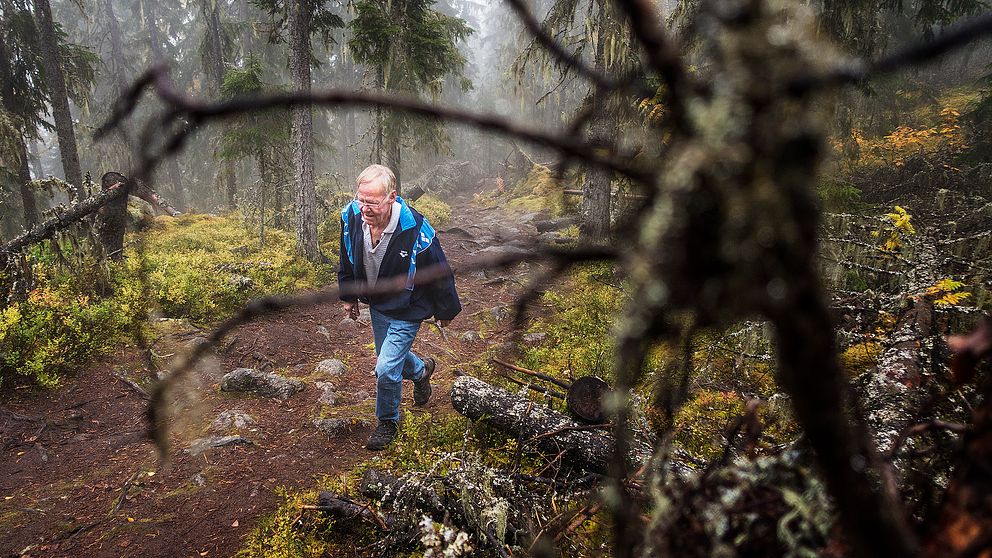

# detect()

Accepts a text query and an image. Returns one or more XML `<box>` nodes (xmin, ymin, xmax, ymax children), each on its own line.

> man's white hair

<box><xmin>356</xmin><ymin>164</ymin><xmax>396</xmax><ymax>196</ymax></box>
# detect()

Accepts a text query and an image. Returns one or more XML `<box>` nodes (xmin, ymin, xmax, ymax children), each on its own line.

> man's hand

<box><xmin>344</xmin><ymin>302</ymin><xmax>360</xmax><ymax>320</ymax></box>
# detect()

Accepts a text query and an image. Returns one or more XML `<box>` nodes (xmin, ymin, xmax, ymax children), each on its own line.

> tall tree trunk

<box><xmin>580</xmin><ymin>25</ymin><xmax>614</xmax><ymax>240</ymax></box>
<box><xmin>239</xmin><ymin>0</ymin><xmax>257</xmax><ymax>58</ymax></box>
<box><xmin>142</xmin><ymin>0</ymin><xmax>188</xmax><ymax>211</ymax></box>
<box><xmin>344</xmin><ymin>108</ymin><xmax>356</xmax><ymax>179</ymax></box>
<box><xmin>32</xmin><ymin>0</ymin><xmax>83</xmax><ymax>199</ymax></box>
<box><xmin>373</xmin><ymin>66</ymin><xmax>384</xmax><ymax>165</ymax></box>
<box><xmin>202</xmin><ymin>0</ymin><xmax>237</xmax><ymax>208</ymax></box>
<box><xmin>385</xmin><ymin>131</ymin><xmax>401</xmax><ymax>195</ymax></box>
<box><xmin>28</xmin><ymin>139</ymin><xmax>45</xmax><ymax>179</ymax></box>
<box><xmin>17</xmin><ymin>137</ymin><xmax>40</xmax><ymax>226</ymax></box>
<box><xmin>289</xmin><ymin>0</ymin><xmax>325</xmax><ymax>263</ymax></box>
<box><xmin>104</xmin><ymin>0</ymin><xmax>135</xmax><ymax>173</ymax></box>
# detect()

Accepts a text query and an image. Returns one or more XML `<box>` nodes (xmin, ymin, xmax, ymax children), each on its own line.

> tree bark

<box><xmin>385</xmin><ymin>131</ymin><xmax>401</xmax><ymax>195</ymax></box>
<box><xmin>17</xmin><ymin>137</ymin><xmax>40</xmax><ymax>226</ymax></box>
<box><xmin>289</xmin><ymin>0</ymin><xmax>326</xmax><ymax>263</ymax></box>
<box><xmin>770</xmin><ymin>276</ymin><xmax>919</xmax><ymax>558</ymax></box>
<box><xmin>201</xmin><ymin>0</ymin><xmax>237</xmax><ymax>209</ymax></box>
<box><xmin>579</xmin><ymin>27</ymin><xmax>614</xmax><ymax>240</ymax></box>
<box><xmin>924</xmin><ymin>337</ymin><xmax>992</xmax><ymax>558</ymax></box>
<box><xmin>96</xmin><ymin>172</ymin><xmax>131</xmax><ymax>260</ymax></box>
<box><xmin>373</xmin><ymin>66</ymin><xmax>384</xmax><ymax>165</ymax></box>
<box><xmin>28</xmin><ymin>139</ymin><xmax>45</xmax><ymax>179</ymax></box>
<box><xmin>32</xmin><ymin>0</ymin><xmax>83</xmax><ymax>199</ymax></box>
<box><xmin>1</xmin><ymin>177</ymin><xmax>129</xmax><ymax>255</ymax></box>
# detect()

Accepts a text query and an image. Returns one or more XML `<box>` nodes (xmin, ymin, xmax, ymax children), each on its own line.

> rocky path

<box><xmin>0</xmin><ymin>189</ymin><xmax>547</xmax><ymax>558</ymax></box>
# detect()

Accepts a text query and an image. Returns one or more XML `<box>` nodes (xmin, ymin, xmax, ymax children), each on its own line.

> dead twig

<box><xmin>492</xmin><ymin>357</ymin><xmax>571</xmax><ymax>390</ymax></box>
<box><xmin>112</xmin><ymin>371</ymin><xmax>150</xmax><ymax>400</ymax></box>
<box><xmin>111</xmin><ymin>471</ymin><xmax>140</xmax><ymax>514</ymax></box>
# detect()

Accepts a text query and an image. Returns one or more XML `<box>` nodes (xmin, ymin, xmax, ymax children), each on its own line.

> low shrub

<box><xmin>141</xmin><ymin>213</ymin><xmax>335</xmax><ymax>323</ymax></box>
<box><xmin>0</xmin><ymin>259</ymin><xmax>145</xmax><ymax>389</ymax></box>
<box><xmin>410</xmin><ymin>194</ymin><xmax>452</xmax><ymax>228</ymax></box>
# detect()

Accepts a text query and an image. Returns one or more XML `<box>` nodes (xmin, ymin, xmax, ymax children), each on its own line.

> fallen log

<box><xmin>450</xmin><ymin>375</ymin><xmax>648</xmax><ymax>474</ymax></box>
<box><xmin>313</xmin><ymin>491</ymin><xmax>391</xmax><ymax>530</ymax></box>
<box><xmin>404</xmin><ymin>161</ymin><xmax>471</xmax><ymax>202</ymax></box>
<box><xmin>1</xmin><ymin>180</ymin><xmax>127</xmax><ymax>255</ymax></box>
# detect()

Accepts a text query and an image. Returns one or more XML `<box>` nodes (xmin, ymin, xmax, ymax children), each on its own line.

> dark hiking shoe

<box><xmin>366</xmin><ymin>420</ymin><xmax>398</xmax><ymax>451</ymax></box>
<box><xmin>413</xmin><ymin>358</ymin><xmax>435</xmax><ymax>407</ymax></box>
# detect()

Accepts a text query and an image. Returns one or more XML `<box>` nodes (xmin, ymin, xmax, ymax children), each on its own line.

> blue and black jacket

<box><xmin>338</xmin><ymin>197</ymin><xmax>461</xmax><ymax>322</ymax></box>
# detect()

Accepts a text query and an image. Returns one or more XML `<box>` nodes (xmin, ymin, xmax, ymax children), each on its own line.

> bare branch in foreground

<box><xmin>146</xmin><ymin>245</ymin><xmax>617</xmax><ymax>460</ymax></box>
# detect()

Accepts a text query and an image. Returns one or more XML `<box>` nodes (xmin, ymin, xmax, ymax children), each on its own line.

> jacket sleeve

<box><xmin>338</xmin><ymin>213</ymin><xmax>359</xmax><ymax>303</ymax></box>
<box><xmin>419</xmin><ymin>237</ymin><xmax>461</xmax><ymax>321</ymax></box>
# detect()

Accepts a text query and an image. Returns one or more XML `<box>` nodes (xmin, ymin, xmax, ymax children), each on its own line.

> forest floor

<box><xmin>0</xmin><ymin>185</ymin><xmax>549</xmax><ymax>558</ymax></box>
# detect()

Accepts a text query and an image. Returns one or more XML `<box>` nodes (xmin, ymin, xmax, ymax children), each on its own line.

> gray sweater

<box><xmin>361</xmin><ymin>201</ymin><xmax>402</xmax><ymax>288</ymax></box>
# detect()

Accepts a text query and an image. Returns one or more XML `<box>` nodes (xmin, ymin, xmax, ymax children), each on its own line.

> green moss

<box><xmin>0</xmin><ymin>509</ymin><xmax>24</xmax><ymax>532</ymax></box>
<box><xmin>140</xmin><ymin>213</ymin><xmax>335</xmax><ymax>324</ymax></box>
<box><xmin>410</xmin><ymin>194</ymin><xmax>452</xmax><ymax>227</ymax></box>
<box><xmin>517</xmin><ymin>263</ymin><xmax>623</xmax><ymax>384</ymax></box>
<box><xmin>673</xmin><ymin>390</ymin><xmax>746</xmax><ymax>461</ymax></box>
<box><xmin>237</xmin><ymin>412</ymin><xmax>540</xmax><ymax>558</ymax></box>
<box><xmin>840</xmin><ymin>341</ymin><xmax>882</xmax><ymax>377</ymax></box>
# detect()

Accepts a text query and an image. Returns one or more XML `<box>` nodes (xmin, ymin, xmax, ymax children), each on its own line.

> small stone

<box><xmin>493</xmin><ymin>341</ymin><xmax>519</xmax><ymax>359</ymax></box>
<box><xmin>228</xmin><ymin>274</ymin><xmax>253</xmax><ymax>289</ymax></box>
<box><xmin>186</xmin><ymin>336</ymin><xmax>211</xmax><ymax>351</ymax></box>
<box><xmin>316</xmin><ymin>325</ymin><xmax>331</xmax><ymax>341</ymax></box>
<box><xmin>192</xmin><ymin>473</ymin><xmax>207</xmax><ymax>487</ymax></box>
<box><xmin>316</xmin><ymin>382</ymin><xmax>338</xmax><ymax>406</ymax></box>
<box><xmin>522</xmin><ymin>332</ymin><xmax>547</xmax><ymax>346</ymax></box>
<box><xmin>490</xmin><ymin>306</ymin><xmax>510</xmax><ymax>323</ymax></box>
<box><xmin>473</xmin><ymin>245</ymin><xmax>532</xmax><ymax>260</ymax></box>
<box><xmin>315</xmin><ymin>358</ymin><xmax>347</xmax><ymax>377</ymax></box>
<box><xmin>460</xmin><ymin>330</ymin><xmax>482</xmax><ymax>343</ymax></box>
<box><xmin>313</xmin><ymin>417</ymin><xmax>373</xmax><ymax>437</ymax></box>
<box><xmin>220</xmin><ymin>368</ymin><xmax>305</xmax><ymax>399</ymax></box>
<box><xmin>187</xmin><ymin>435</ymin><xmax>252</xmax><ymax>456</ymax></box>
<box><xmin>353</xmin><ymin>390</ymin><xmax>371</xmax><ymax>402</ymax></box>
<box><xmin>338</xmin><ymin>308</ymin><xmax>371</xmax><ymax>327</ymax></box>
<box><xmin>211</xmin><ymin>410</ymin><xmax>257</xmax><ymax>431</ymax></box>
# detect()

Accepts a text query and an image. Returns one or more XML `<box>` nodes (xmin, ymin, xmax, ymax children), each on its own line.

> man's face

<box><xmin>356</xmin><ymin>180</ymin><xmax>395</xmax><ymax>225</ymax></box>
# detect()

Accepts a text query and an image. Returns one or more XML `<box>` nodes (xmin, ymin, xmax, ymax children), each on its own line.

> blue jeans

<box><xmin>370</xmin><ymin>308</ymin><xmax>426</xmax><ymax>422</ymax></box>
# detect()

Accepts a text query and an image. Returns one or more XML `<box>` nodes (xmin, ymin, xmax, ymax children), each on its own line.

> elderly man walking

<box><xmin>338</xmin><ymin>164</ymin><xmax>461</xmax><ymax>450</ymax></box>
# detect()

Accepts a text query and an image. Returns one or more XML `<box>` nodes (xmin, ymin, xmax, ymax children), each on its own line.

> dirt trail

<box><xmin>0</xmin><ymin>188</ymin><xmax>546</xmax><ymax>558</ymax></box>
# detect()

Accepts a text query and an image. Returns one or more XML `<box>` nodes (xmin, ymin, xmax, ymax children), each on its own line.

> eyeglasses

<box><xmin>354</xmin><ymin>196</ymin><xmax>389</xmax><ymax>209</ymax></box>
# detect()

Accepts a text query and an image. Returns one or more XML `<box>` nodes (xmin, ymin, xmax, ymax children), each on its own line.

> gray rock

<box><xmin>490</xmin><ymin>306</ymin><xmax>510</xmax><ymax>323</ymax></box>
<box><xmin>353</xmin><ymin>390</ymin><xmax>371</xmax><ymax>402</ymax></box>
<box><xmin>228</xmin><ymin>274</ymin><xmax>253</xmax><ymax>289</ymax></box>
<box><xmin>316</xmin><ymin>325</ymin><xmax>331</xmax><ymax>341</ymax></box>
<box><xmin>493</xmin><ymin>341</ymin><xmax>519</xmax><ymax>359</ymax></box>
<box><xmin>220</xmin><ymin>368</ymin><xmax>305</xmax><ymax>399</ymax></box>
<box><xmin>517</xmin><ymin>212</ymin><xmax>540</xmax><ymax>224</ymax></box>
<box><xmin>192</xmin><ymin>473</ymin><xmax>207</xmax><ymax>487</ymax></box>
<box><xmin>316</xmin><ymin>381</ymin><xmax>338</xmax><ymax>406</ymax></box>
<box><xmin>313</xmin><ymin>417</ymin><xmax>373</xmax><ymax>437</ymax></box>
<box><xmin>522</xmin><ymin>332</ymin><xmax>548</xmax><ymax>346</ymax></box>
<box><xmin>185</xmin><ymin>336</ymin><xmax>211</xmax><ymax>350</ymax></box>
<box><xmin>473</xmin><ymin>245</ymin><xmax>533</xmax><ymax>259</ymax></box>
<box><xmin>315</xmin><ymin>358</ymin><xmax>347</xmax><ymax>377</ymax></box>
<box><xmin>338</xmin><ymin>308</ymin><xmax>371</xmax><ymax>328</ymax></box>
<box><xmin>211</xmin><ymin>410</ymin><xmax>257</xmax><ymax>431</ymax></box>
<box><xmin>460</xmin><ymin>330</ymin><xmax>482</xmax><ymax>343</ymax></box>
<box><xmin>187</xmin><ymin>435</ymin><xmax>252</xmax><ymax>456</ymax></box>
